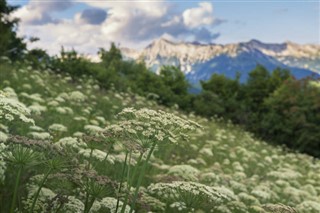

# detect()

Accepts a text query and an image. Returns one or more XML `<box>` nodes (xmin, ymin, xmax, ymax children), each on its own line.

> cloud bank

<box><xmin>13</xmin><ymin>1</ymin><xmax>224</xmax><ymax>55</ymax></box>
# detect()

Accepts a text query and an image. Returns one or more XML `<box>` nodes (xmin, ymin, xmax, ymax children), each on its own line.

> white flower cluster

<box><xmin>148</xmin><ymin>181</ymin><xmax>230</xmax><ymax>204</ymax></box>
<box><xmin>28</xmin><ymin>132</ymin><xmax>51</xmax><ymax>140</ymax></box>
<box><xmin>170</xmin><ymin>201</ymin><xmax>187</xmax><ymax>211</ymax></box>
<box><xmin>56</xmin><ymin>106</ymin><xmax>74</xmax><ymax>115</ymax></box>
<box><xmin>0</xmin><ymin>90</ymin><xmax>34</xmax><ymax>124</ymax></box>
<box><xmin>20</xmin><ymin>93</ymin><xmax>45</xmax><ymax>103</ymax></box>
<box><xmin>296</xmin><ymin>201</ymin><xmax>320</xmax><ymax>213</ymax></box>
<box><xmin>56</xmin><ymin>137</ymin><xmax>85</xmax><ymax>150</ymax></box>
<box><xmin>48</xmin><ymin>124</ymin><xmax>68</xmax><ymax>132</ymax></box>
<box><xmin>28</xmin><ymin>104</ymin><xmax>47</xmax><ymax>116</ymax></box>
<box><xmin>106</xmin><ymin>108</ymin><xmax>201</xmax><ymax>150</ymax></box>
<box><xmin>262</xmin><ymin>203</ymin><xmax>296</xmax><ymax>213</ymax></box>
<box><xmin>84</xmin><ymin>125</ymin><xmax>104</xmax><ymax>135</ymax></box>
<box><xmin>0</xmin><ymin>131</ymin><xmax>8</xmax><ymax>143</ymax></box>
<box><xmin>167</xmin><ymin>164</ymin><xmax>200</xmax><ymax>181</ymax></box>
<box><xmin>25</xmin><ymin>184</ymin><xmax>85</xmax><ymax>212</ymax></box>
<box><xmin>78</xmin><ymin>148</ymin><xmax>114</xmax><ymax>164</ymax></box>
<box><xmin>0</xmin><ymin>143</ymin><xmax>7</xmax><ymax>183</ymax></box>
<box><xmin>68</xmin><ymin>91</ymin><xmax>87</xmax><ymax>102</ymax></box>
<box><xmin>24</xmin><ymin>185</ymin><xmax>57</xmax><ymax>212</ymax></box>
<box><xmin>267</xmin><ymin>168</ymin><xmax>302</xmax><ymax>180</ymax></box>
<box><xmin>91</xmin><ymin>197</ymin><xmax>133</xmax><ymax>213</ymax></box>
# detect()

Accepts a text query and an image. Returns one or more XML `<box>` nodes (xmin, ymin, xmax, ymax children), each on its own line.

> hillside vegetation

<box><xmin>1</xmin><ymin>60</ymin><xmax>320</xmax><ymax>213</ymax></box>
<box><xmin>1</xmin><ymin>1</ymin><xmax>320</xmax><ymax>212</ymax></box>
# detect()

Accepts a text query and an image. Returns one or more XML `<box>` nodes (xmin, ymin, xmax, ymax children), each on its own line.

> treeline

<box><xmin>1</xmin><ymin>0</ymin><xmax>320</xmax><ymax>157</ymax></box>
<box><xmin>196</xmin><ymin>67</ymin><xmax>320</xmax><ymax>157</ymax></box>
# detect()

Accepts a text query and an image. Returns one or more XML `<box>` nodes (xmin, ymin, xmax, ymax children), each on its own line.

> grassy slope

<box><xmin>1</xmin><ymin>62</ymin><xmax>320</xmax><ymax>212</ymax></box>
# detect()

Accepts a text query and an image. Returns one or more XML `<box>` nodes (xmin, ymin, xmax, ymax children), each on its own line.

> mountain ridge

<box><xmin>121</xmin><ymin>38</ymin><xmax>320</xmax><ymax>83</ymax></box>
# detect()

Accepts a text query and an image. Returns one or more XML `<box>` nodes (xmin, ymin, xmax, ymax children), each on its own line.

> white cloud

<box><xmin>77</xmin><ymin>1</ymin><xmax>167</xmax><ymax>18</ymax></box>
<box><xmin>17</xmin><ymin>21</ymin><xmax>108</xmax><ymax>56</ymax></box>
<box><xmin>13</xmin><ymin>0</ymin><xmax>73</xmax><ymax>25</ymax></box>
<box><xmin>12</xmin><ymin>1</ymin><xmax>224</xmax><ymax>56</ymax></box>
<box><xmin>183</xmin><ymin>2</ymin><xmax>216</xmax><ymax>28</ymax></box>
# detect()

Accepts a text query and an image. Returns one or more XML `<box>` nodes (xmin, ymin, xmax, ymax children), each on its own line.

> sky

<box><xmin>8</xmin><ymin>0</ymin><xmax>320</xmax><ymax>56</ymax></box>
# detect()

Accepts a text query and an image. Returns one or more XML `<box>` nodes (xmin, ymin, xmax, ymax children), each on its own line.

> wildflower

<box><xmin>73</xmin><ymin>116</ymin><xmax>87</xmax><ymax>122</ymax></box>
<box><xmin>79</xmin><ymin>148</ymin><xmax>114</xmax><ymax>163</ymax></box>
<box><xmin>148</xmin><ymin>181</ymin><xmax>230</xmax><ymax>207</ymax></box>
<box><xmin>0</xmin><ymin>90</ymin><xmax>34</xmax><ymax>124</ymax></box>
<box><xmin>56</xmin><ymin>106</ymin><xmax>73</xmax><ymax>115</ymax></box>
<box><xmin>84</xmin><ymin>125</ymin><xmax>104</xmax><ymax>135</ymax></box>
<box><xmin>106</xmin><ymin>108</ymin><xmax>201</xmax><ymax>152</ymax></box>
<box><xmin>262</xmin><ymin>203</ymin><xmax>296</xmax><ymax>213</ymax></box>
<box><xmin>296</xmin><ymin>201</ymin><xmax>320</xmax><ymax>213</ymax></box>
<box><xmin>199</xmin><ymin>147</ymin><xmax>214</xmax><ymax>157</ymax></box>
<box><xmin>56</xmin><ymin>137</ymin><xmax>85</xmax><ymax>150</ymax></box>
<box><xmin>68</xmin><ymin>91</ymin><xmax>86</xmax><ymax>102</ymax></box>
<box><xmin>200</xmin><ymin>172</ymin><xmax>220</xmax><ymax>184</ymax></box>
<box><xmin>168</xmin><ymin>165</ymin><xmax>200</xmax><ymax>181</ymax></box>
<box><xmin>170</xmin><ymin>202</ymin><xmax>187</xmax><ymax>211</ymax></box>
<box><xmin>47</xmin><ymin>100</ymin><xmax>59</xmax><ymax>107</ymax></box>
<box><xmin>0</xmin><ymin>131</ymin><xmax>8</xmax><ymax>142</ymax></box>
<box><xmin>0</xmin><ymin>143</ymin><xmax>7</xmax><ymax>183</ymax></box>
<box><xmin>91</xmin><ymin>197</ymin><xmax>132</xmax><ymax>213</ymax></box>
<box><xmin>28</xmin><ymin>104</ymin><xmax>47</xmax><ymax>116</ymax></box>
<box><xmin>28</xmin><ymin>132</ymin><xmax>51</xmax><ymax>140</ymax></box>
<box><xmin>48</xmin><ymin>124</ymin><xmax>68</xmax><ymax>132</ymax></box>
<box><xmin>212</xmin><ymin>186</ymin><xmax>237</xmax><ymax>201</ymax></box>
<box><xmin>29</xmin><ymin>125</ymin><xmax>44</xmax><ymax>132</ymax></box>
<box><xmin>267</xmin><ymin>168</ymin><xmax>302</xmax><ymax>180</ymax></box>
<box><xmin>20</xmin><ymin>93</ymin><xmax>44</xmax><ymax>103</ymax></box>
<box><xmin>95</xmin><ymin>116</ymin><xmax>106</xmax><ymax>124</ymax></box>
<box><xmin>238</xmin><ymin>192</ymin><xmax>260</xmax><ymax>206</ymax></box>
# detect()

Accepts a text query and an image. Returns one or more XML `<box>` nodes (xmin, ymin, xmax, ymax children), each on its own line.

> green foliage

<box><xmin>0</xmin><ymin>0</ymin><xmax>26</xmax><ymax>60</ymax></box>
<box><xmin>242</xmin><ymin>66</ymin><xmax>291</xmax><ymax>132</ymax></box>
<box><xmin>261</xmin><ymin>78</ymin><xmax>320</xmax><ymax>156</ymax></box>
<box><xmin>195</xmin><ymin>73</ymin><xmax>244</xmax><ymax>121</ymax></box>
<box><xmin>157</xmin><ymin>66</ymin><xmax>191</xmax><ymax>108</ymax></box>
<box><xmin>96</xmin><ymin>44</ymin><xmax>124</xmax><ymax>89</ymax></box>
<box><xmin>93</xmin><ymin>45</ymin><xmax>191</xmax><ymax>109</ymax></box>
<box><xmin>24</xmin><ymin>48</ymin><xmax>51</xmax><ymax>69</ymax></box>
<box><xmin>192</xmin><ymin>65</ymin><xmax>319</xmax><ymax>158</ymax></box>
<box><xmin>192</xmin><ymin>91</ymin><xmax>225</xmax><ymax>117</ymax></box>
<box><xmin>50</xmin><ymin>47</ymin><xmax>93</xmax><ymax>77</ymax></box>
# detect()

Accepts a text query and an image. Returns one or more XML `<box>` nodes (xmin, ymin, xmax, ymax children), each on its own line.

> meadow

<box><xmin>1</xmin><ymin>58</ymin><xmax>320</xmax><ymax>213</ymax></box>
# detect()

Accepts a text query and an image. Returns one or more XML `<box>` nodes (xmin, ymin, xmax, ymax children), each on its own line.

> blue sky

<box><xmin>8</xmin><ymin>0</ymin><xmax>319</xmax><ymax>56</ymax></box>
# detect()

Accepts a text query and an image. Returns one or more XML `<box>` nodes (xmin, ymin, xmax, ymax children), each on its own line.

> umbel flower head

<box><xmin>148</xmin><ymin>181</ymin><xmax>230</xmax><ymax>207</ymax></box>
<box><xmin>105</xmin><ymin>108</ymin><xmax>201</xmax><ymax>152</ymax></box>
<box><xmin>262</xmin><ymin>203</ymin><xmax>297</xmax><ymax>213</ymax></box>
<box><xmin>0</xmin><ymin>90</ymin><xmax>34</xmax><ymax>125</ymax></box>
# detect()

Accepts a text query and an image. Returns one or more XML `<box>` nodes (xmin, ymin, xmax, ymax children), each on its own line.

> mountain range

<box><xmin>121</xmin><ymin>38</ymin><xmax>320</xmax><ymax>84</ymax></box>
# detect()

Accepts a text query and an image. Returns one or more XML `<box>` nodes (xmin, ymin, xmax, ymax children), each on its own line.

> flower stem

<box><xmin>84</xmin><ymin>193</ymin><xmax>90</xmax><ymax>213</ymax></box>
<box><xmin>10</xmin><ymin>165</ymin><xmax>23</xmax><ymax>213</ymax></box>
<box><xmin>115</xmin><ymin>151</ymin><xmax>129</xmax><ymax>212</ymax></box>
<box><xmin>30</xmin><ymin>168</ymin><xmax>52</xmax><ymax>213</ymax></box>
<box><xmin>120</xmin><ymin>152</ymin><xmax>143</xmax><ymax>213</ymax></box>
<box><xmin>84</xmin><ymin>196</ymin><xmax>96</xmax><ymax>213</ymax></box>
<box><xmin>87</xmin><ymin>148</ymin><xmax>94</xmax><ymax>170</ymax></box>
<box><xmin>84</xmin><ymin>148</ymin><xmax>94</xmax><ymax>212</ymax></box>
<box><xmin>129</xmin><ymin>141</ymin><xmax>157</xmax><ymax>213</ymax></box>
<box><xmin>102</xmin><ymin>142</ymin><xmax>113</xmax><ymax>163</ymax></box>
